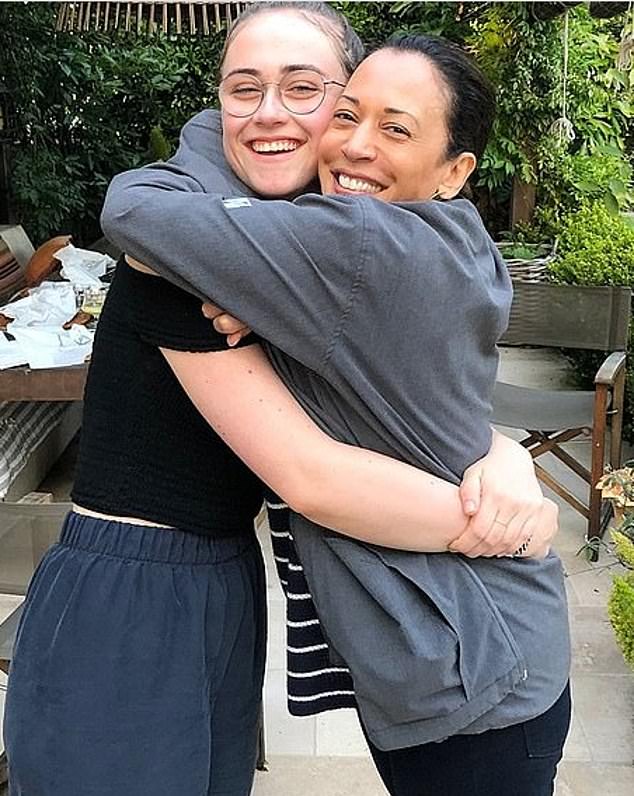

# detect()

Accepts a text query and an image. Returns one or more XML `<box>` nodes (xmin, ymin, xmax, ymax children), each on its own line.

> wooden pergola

<box><xmin>55</xmin><ymin>1</ymin><xmax>250</xmax><ymax>37</ymax></box>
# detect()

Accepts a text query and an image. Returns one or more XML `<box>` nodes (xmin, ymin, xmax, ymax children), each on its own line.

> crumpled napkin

<box><xmin>0</xmin><ymin>282</ymin><xmax>95</xmax><ymax>369</ymax></box>
<box><xmin>6</xmin><ymin>325</ymin><xmax>93</xmax><ymax>369</ymax></box>
<box><xmin>5</xmin><ymin>282</ymin><xmax>77</xmax><ymax>329</ymax></box>
<box><xmin>0</xmin><ymin>245</ymin><xmax>114</xmax><ymax>369</ymax></box>
<box><xmin>56</xmin><ymin>243</ymin><xmax>115</xmax><ymax>287</ymax></box>
<box><xmin>0</xmin><ymin>333</ymin><xmax>27</xmax><ymax>370</ymax></box>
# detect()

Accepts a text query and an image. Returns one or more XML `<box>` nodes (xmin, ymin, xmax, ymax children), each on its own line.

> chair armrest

<box><xmin>595</xmin><ymin>351</ymin><xmax>627</xmax><ymax>386</ymax></box>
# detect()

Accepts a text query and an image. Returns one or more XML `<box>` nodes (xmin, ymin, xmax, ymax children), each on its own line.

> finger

<box><xmin>513</xmin><ymin>501</ymin><xmax>558</xmax><ymax>559</ymax></box>
<box><xmin>449</xmin><ymin>512</ymin><xmax>501</xmax><ymax>557</ymax></box>
<box><xmin>202</xmin><ymin>302</ymin><xmax>223</xmax><ymax>320</ymax></box>
<box><xmin>212</xmin><ymin>315</ymin><xmax>240</xmax><ymax>335</ymax></box>
<box><xmin>451</xmin><ymin>522</ymin><xmax>504</xmax><ymax>557</ymax></box>
<box><xmin>493</xmin><ymin>509</ymin><xmax>536</xmax><ymax>556</ymax></box>
<box><xmin>459</xmin><ymin>468</ymin><xmax>482</xmax><ymax>515</ymax></box>
<box><xmin>449</xmin><ymin>493</ymin><xmax>499</xmax><ymax>555</ymax></box>
<box><xmin>227</xmin><ymin>332</ymin><xmax>242</xmax><ymax>347</ymax></box>
<box><xmin>455</xmin><ymin>507</ymin><xmax>525</xmax><ymax>558</ymax></box>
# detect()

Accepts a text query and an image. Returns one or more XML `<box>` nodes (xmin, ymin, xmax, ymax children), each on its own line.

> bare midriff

<box><xmin>72</xmin><ymin>503</ymin><xmax>174</xmax><ymax>529</ymax></box>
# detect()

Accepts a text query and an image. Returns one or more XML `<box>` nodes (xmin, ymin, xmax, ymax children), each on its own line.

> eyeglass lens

<box><xmin>220</xmin><ymin>70</ymin><xmax>330</xmax><ymax>117</ymax></box>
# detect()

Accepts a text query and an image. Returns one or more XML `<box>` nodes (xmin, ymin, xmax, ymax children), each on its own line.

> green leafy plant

<box><xmin>595</xmin><ymin>467</ymin><xmax>634</xmax><ymax>669</ymax></box>
<box><xmin>549</xmin><ymin>202</ymin><xmax>634</xmax><ymax>286</ymax></box>
<box><xmin>608</xmin><ymin>572</ymin><xmax>634</xmax><ymax>669</ymax></box>
<box><xmin>566</xmin><ymin>147</ymin><xmax>633</xmax><ymax>215</ymax></box>
<box><xmin>0</xmin><ymin>3</ymin><xmax>225</xmax><ymax>245</ymax></box>
<box><xmin>1</xmin><ymin>2</ymin><xmax>631</xmax><ymax>244</ymax></box>
<box><xmin>549</xmin><ymin>203</ymin><xmax>634</xmax><ymax>439</ymax></box>
<box><xmin>612</xmin><ymin>528</ymin><xmax>634</xmax><ymax>568</ymax></box>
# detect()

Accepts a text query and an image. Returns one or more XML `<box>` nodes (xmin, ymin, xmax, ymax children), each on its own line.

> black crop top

<box><xmin>72</xmin><ymin>259</ymin><xmax>264</xmax><ymax>536</ymax></box>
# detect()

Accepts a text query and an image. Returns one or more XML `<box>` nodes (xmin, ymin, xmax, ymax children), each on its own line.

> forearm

<box><xmin>296</xmin><ymin>440</ymin><xmax>468</xmax><ymax>551</ymax></box>
<box><xmin>101</xmin><ymin>112</ymin><xmax>243</xmax><ymax>302</ymax></box>
<box><xmin>162</xmin><ymin>344</ymin><xmax>467</xmax><ymax>552</ymax></box>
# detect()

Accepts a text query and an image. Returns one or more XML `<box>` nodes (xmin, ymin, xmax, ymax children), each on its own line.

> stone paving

<box><xmin>0</xmin><ymin>346</ymin><xmax>633</xmax><ymax>795</ymax></box>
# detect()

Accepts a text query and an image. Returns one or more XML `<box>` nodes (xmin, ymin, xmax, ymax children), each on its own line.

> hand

<box><xmin>449</xmin><ymin>432</ymin><xmax>550</xmax><ymax>557</ymax></box>
<box><xmin>202</xmin><ymin>302</ymin><xmax>252</xmax><ymax>347</ymax></box>
<box><xmin>450</xmin><ymin>495</ymin><xmax>558</xmax><ymax>560</ymax></box>
<box><xmin>512</xmin><ymin>498</ymin><xmax>558</xmax><ymax>559</ymax></box>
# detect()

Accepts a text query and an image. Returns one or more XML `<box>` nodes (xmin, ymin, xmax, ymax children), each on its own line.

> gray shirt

<box><xmin>101</xmin><ymin>110</ymin><xmax>570</xmax><ymax>750</ymax></box>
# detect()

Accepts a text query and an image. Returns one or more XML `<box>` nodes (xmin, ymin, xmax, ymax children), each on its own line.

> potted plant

<box><xmin>495</xmin><ymin>239</ymin><xmax>556</xmax><ymax>283</ymax></box>
<box><xmin>596</xmin><ymin>466</ymin><xmax>634</xmax><ymax>669</ymax></box>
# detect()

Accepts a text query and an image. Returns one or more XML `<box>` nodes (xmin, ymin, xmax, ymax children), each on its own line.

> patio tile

<box><xmin>263</xmin><ymin>668</ymin><xmax>316</xmax><ymax>756</ymax></box>
<box><xmin>565</xmin><ymin>561</ymin><xmax>628</xmax><ymax>608</ymax></box>
<box><xmin>252</xmin><ymin>755</ymin><xmax>387</xmax><ymax>796</ymax></box>
<box><xmin>570</xmin><ymin>606</ymin><xmax>632</xmax><ymax>676</ymax></box>
<box><xmin>315</xmin><ymin>709</ymin><xmax>369</xmax><ymax>757</ymax></box>
<box><xmin>556</xmin><ymin>762</ymin><xmax>634</xmax><ymax>796</ymax></box>
<box><xmin>497</xmin><ymin>346</ymin><xmax>579</xmax><ymax>389</ymax></box>
<box><xmin>570</xmin><ymin>674</ymin><xmax>634</xmax><ymax>764</ymax></box>
<box><xmin>564</xmin><ymin>576</ymin><xmax>581</xmax><ymax>607</ymax></box>
<box><xmin>558</xmin><ymin>546</ymin><xmax>601</xmax><ymax>577</ymax></box>
<box><xmin>552</xmin><ymin>502</ymin><xmax>593</xmax><ymax>556</ymax></box>
<box><xmin>266</xmin><ymin>598</ymin><xmax>287</xmax><ymax>671</ymax></box>
<box><xmin>258</xmin><ymin>515</ymin><xmax>286</xmax><ymax>606</ymax></box>
<box><xmin>562</xmin><ymin>708</ymin><xmax>592</xmax><ymax>762</ymax></box>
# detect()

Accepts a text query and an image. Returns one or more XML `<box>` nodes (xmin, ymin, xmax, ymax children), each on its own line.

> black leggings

<box><xmin>364</xmin><ymin>684</ymin><xmax>571</xmax><ymax>796</ymax></box>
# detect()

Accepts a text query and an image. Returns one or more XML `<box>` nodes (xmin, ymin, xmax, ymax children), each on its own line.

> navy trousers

<box><xmin>4</xmin><ymin>512</ymin><xmax>266</xmax><ymax>796</ymax></box>
<box><xmin>364</xmin><ymin>683</ymin><xmax>571</xmax><ymax>796</ymax></box>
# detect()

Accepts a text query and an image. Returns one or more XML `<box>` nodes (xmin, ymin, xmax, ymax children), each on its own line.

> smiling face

<box><xmin>220</xmin><ymin>11</ymin><xmax>347</xmax><ymax>198</ymax></box>
<box><xmin>318</xmin><ymin>49</ymin><xmax>476</xmax><ymax>203</ymax></box>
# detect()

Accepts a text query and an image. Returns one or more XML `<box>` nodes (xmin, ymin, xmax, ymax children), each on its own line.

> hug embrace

<box><xmin>4</xmin><ymin>3</ymin><xmax>570</xmax><ymax>795</ymax></box>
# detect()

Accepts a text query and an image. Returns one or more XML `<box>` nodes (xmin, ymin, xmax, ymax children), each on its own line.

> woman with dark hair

<box><xmin>100</xmin><ymin>28</ymin><xmax>570</xmax><ymax>796</ymax></box>
<box><xmin>3</xmin><ymin>7</ymin><xmax>554</xmax><ymax>796</ymax></box>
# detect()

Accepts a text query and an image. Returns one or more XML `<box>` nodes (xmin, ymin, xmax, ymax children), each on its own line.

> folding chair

<box><xmin>493</xmin><ymin>281</ymin><xmax>631</xmax><ymax>557</ymax></box>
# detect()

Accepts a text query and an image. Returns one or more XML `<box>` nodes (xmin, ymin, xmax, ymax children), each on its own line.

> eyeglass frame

<box><xmin>219</xmin><ymin>70</ymin><xmax>346</xmax><ymax>118</ymax></box>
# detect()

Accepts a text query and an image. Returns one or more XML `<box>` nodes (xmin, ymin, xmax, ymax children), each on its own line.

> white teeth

<box><xmin>337</xmin><ymin>173</ymin><xmax>381</xmax><ymax>194</ymax></box>
<box><xmin>252</xmin><ymin>140</ymin><xmax>298</xmax><ymax>153</ymax></box>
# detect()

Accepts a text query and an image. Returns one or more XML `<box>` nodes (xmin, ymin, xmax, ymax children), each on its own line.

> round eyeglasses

<box><xmin>219</xmin><ymin>70</ymin><xmax>346</xmax><ymax>118</ymax></box>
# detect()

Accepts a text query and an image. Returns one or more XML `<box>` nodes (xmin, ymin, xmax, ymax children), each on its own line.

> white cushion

<box><xmin>0</xmin><ymin>401</ymin><xmax>72</xmax><ymax>499</ymax></box>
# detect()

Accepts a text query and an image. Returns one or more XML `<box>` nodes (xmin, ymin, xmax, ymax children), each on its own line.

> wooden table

<box><xmin>0</xmin><ymin>363</ymin><xmax>88</xmax><ymax>402</ymax></box>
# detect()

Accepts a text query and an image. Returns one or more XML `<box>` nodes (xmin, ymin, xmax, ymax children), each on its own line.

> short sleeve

<box><xmin>122</xmin><ymin>261</ymin><xmax>259</xmax><ymax>352</ymax></box>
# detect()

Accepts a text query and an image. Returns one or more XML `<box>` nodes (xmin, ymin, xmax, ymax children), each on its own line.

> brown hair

<box><xmin>220</xmin><ymin>2</ymin><xmax>364</xmax><ymax>78</ymax></box>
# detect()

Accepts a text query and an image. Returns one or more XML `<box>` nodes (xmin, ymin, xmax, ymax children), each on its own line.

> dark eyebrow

<box><xmin>223</xmin><ymin>64</ymin><xmax>327</xmax><ymax>80</ymax></box>
<box><xmin>385</xmin><ymin>107</ymin><xmax>419</xmax><ymax>126</ymax></box>
<box><xmin>339</xmin><ymin>95</ymin><xmax>419</xmax><ymax>126</ymax></box>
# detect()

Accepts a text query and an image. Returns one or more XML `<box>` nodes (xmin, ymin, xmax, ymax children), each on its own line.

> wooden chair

<box><xmin>0</xmin><ymin>225</ymin><xmax>33</xmax><ymax>304</ymax></box>
<box><xmin>493</xmin><ymin>281</ymin><xmax>632</xmax><ymax>556</ymax></box>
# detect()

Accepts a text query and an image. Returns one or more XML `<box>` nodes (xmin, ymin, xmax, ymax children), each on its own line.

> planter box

<box><xmin>495</xmin><ymin>242</ymin><xmax>556</xmax><ymax>283</ymax></box>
